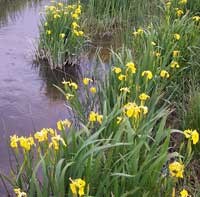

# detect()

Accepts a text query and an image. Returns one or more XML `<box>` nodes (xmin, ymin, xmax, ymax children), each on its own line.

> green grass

<box><xmin>1</xmin><ymin>0</ymin><xmax>200</xmax><ymax>196</ymax></box>
<box><xmin>79</xmin><ymin>0</ymin><xmax>162</xmax><ymax>37</ymax></box>
<box><xmin>183</xmin><ymin>91</ymin><xmax>200</xmax><ymax>158</ymax></box>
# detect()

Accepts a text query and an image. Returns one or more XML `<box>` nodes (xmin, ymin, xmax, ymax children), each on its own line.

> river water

<box><xmin>0</xmin><ymin>0</ymin><xmax>70</xmax><ymax>193</ymax></box>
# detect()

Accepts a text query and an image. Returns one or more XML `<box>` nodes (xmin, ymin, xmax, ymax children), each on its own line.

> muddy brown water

<box><xmin>0</xmin><ymin>0</ymin><xmax>71</xmax><ymax>194</ymax></box>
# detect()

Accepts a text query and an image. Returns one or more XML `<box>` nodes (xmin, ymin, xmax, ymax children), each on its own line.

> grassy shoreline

<box><xmin>1</xmin><ymin>0</ymin><xmax>200</xmax><ymax>196</ymax></box>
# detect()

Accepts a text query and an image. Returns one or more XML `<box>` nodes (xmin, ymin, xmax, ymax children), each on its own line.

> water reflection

<box><xmin>0</xmin><ymin>0</ymin><xmax>42</xmax><ymax>27</ymax></box>
<box><xmin>35</xmin><ymin>60</ymin><xmax>81</xmax><ymax>100</ymax></box>
<box><xmin>0</xmin><ymin>0</ymin><xmax>70</xmax><ymax>193</ymax></box>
